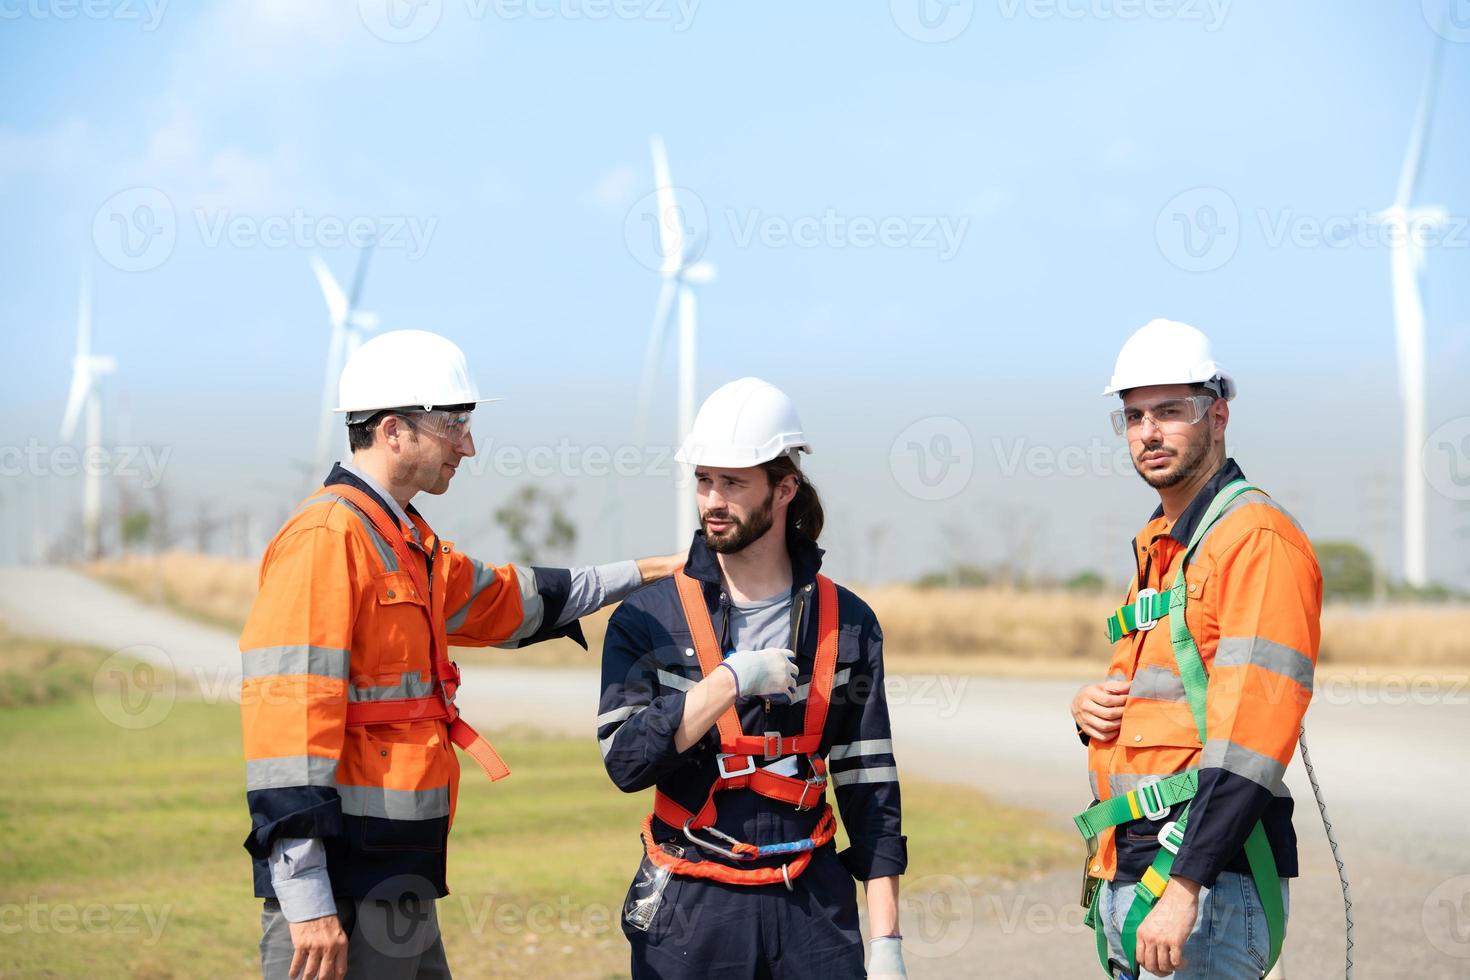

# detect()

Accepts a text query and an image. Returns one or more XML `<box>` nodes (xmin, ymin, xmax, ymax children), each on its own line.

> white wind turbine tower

<box><xmin>1378</xmin><ymin>37</ymin><xmax>1447</xmax><ymax>588</ymax></box>
<box><xmin>311</xmin><ymin>246</ymin><xmax>380</xmax><ymax>477</ymax></box>
<box><xmin>60</xmin><ymin>268</ymin><xmax>116</xmax><ymax>561</ymax></box>
<box><xmin>635</xmin><ymin>136</ymin><xmax>717</xmax><ymax>551</ymax></box>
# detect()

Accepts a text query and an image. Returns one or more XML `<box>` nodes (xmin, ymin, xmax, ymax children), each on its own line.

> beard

<box><xmin>703</xmin><ymin>488</ymin><xmax>776</xmax><ymax>554</ymax></box>
<box><xmin>1134</xmin><ymin>425</ymin><xmax>1214</xmax><ymax>489</ymax></box>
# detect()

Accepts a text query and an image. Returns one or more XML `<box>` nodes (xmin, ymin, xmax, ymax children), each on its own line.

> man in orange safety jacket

<box><xmin>241</xmin><ymin>329</ymin><xmax>681</xmax><ymax>979</ymax></box>
<box><xmin>1071</xmin><ymin>319</ymin><xmax>1322</xmax><ymax>979</ymax></box>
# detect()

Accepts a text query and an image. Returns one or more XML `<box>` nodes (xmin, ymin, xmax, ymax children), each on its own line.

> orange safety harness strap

<box><xmin>322</xmin><ymin>483</ymin><xmax>510</xmax><ymax>782</ymax></box>
<box><xmin>646</xmin><ymin>568</ymin><xmax>840</xmax><ymax>885</ymax></box>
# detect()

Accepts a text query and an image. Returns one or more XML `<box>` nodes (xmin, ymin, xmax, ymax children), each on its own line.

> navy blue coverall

<box><xmin>598</xmin><ymin>531</ymin><xmax>907</xmax><ymax>979</ymax></box>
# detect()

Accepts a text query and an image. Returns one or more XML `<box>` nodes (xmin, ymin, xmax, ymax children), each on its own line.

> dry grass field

<box><xmin>88</xmin><ymin>552</ymin><xmax>1470</xmax><ymax>674</ymax></box>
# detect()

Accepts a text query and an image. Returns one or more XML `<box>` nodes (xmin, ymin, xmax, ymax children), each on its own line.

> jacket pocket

<box><xmin>1118</xmin><ymin>697</ymin><xmax>1202</xmax><ymax>750</ymax></box>
<box><xmin>347</xmin><ymin>731</ymin><xmax>451</xmax><ymax>852</ymax></box>
<box><xmin>362</xmin><ymin>570</ymin><xmax>431</xmax><ymax>676</ymax></box>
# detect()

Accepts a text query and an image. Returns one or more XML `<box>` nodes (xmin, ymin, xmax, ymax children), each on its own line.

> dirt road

<box><xmin>2</xmin><ymin>566</ymin><xmax>1465</xmax><ymax>978</ymax></box>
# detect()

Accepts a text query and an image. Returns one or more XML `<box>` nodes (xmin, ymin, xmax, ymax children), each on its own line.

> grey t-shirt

<box><xmin>725</xmin><ymin>589</ymin><xmax>794</xmax><ymax>657</ymax></box>
<box><xmin>726</xmin><ymin>589</ymin><xmax>801</xmax><ymax>777</ymax></box>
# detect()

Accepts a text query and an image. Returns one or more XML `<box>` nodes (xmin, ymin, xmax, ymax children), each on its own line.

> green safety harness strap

<box><xmin>1105</xmin><ymin>589</ymin><xmax>1172</xmax><ymax>644</ymax></box>
<box><xmin>1079</xmin><ymin>480</ymin><xmax>1286</xmax><ymax>979</ymax></box>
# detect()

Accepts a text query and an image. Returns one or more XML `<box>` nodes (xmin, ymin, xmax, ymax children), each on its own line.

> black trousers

<box><xmin>623</xmin><ymin>844</ymin><xmax>866</xmax><ymax>979</ymax></box>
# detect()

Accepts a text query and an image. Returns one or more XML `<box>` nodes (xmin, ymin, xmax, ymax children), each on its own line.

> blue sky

<box><xmin>3</xmin><ymin>0</ymin><xmax>1469</xmax><ymax>587</ymax></box>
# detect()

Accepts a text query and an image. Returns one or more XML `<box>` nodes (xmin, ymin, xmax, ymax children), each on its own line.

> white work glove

<box><xmin>869</xmin><ymin>936</ymin><xmax>907</xmax><ymax>978</ymax></box>
<box><xmin>719</xmin><ymin>648</ymin><xmax>798</xmax><ymax>701</ymax></box>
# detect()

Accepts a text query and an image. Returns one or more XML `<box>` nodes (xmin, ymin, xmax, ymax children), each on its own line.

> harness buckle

<box><xmin>761</xmin><ymin>731</ymin><xmax>785</xmax><ymax>758</ymax></box>
<box><xmin>716</xmin><ymin>753</ymin><xmax>757</xmax><ymax>779</ymax></box>
<box><xmin>793</xmin><ymin>772</ymin><xmax>826</xmax><ymax>812</ymax></box>
<box><xmin>1134</xmin><ymin>588</ymin><xmax>1160</xmax><ymax>632</ymax></box>
<box><xmin>1135</xmin><ymin>775</ymin><xmax>1170</xmax><ymax>821</ymax></box>
<box><xmin>1157</xmin><ymin>819</ymin><xmax>1183</xmax><ymax>855</ymax></box>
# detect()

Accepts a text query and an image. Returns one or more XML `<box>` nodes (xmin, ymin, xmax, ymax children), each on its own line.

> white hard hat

<box><xmin>675</xmin><ymin>377</ymin><xmax>813</xmax><ymax>468</ymax></box>
<box><xmin>334</xmin><ymin>329</ymin><xmax>498</xmax><ymax>419</ymax></box>
<box><xmin>1102</xmin><ymin>318</ymin><xmax>1236</xmax><ymax>400</ymax></box>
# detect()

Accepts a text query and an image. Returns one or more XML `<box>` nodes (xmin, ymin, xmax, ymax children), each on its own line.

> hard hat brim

<box><xmin>333</xmin><ymin>396</ymin><xmax>503</xmax><ymax>414</ymax></box>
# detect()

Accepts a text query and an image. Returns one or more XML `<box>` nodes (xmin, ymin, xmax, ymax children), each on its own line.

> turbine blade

<box><xmin>61</xmin><ymin>365</ymin><xmax>90</xmax><ymax>442</ymax></box>
<box><xmin>1394</xmin><ymin>32</ymin><xmax>1446</xmax><ymax>208</ymax></box>
<box><xmin>634</xmin><ymin>280</ymin><xmax>678</xmax><ymax>442</ymax></box>
<box><xmin>650</xmin><ymin>135</ymin><xmax>683</xmax><ymax>275</ymax></box>
<box><xmin>62</xmin><ymin>269</ymin><xmax>94</xmax><ymax>441</ymax></box>
<box><xmin>310</xmin><ymin>255</ymin><xmax>349</xmax><ymax>328</ymax></box>
<box><xmin>347</xmin><ymin>242</ymin><xmax>376</xmax><ymax>312</ymax></box>
<box><xmin>683</xmin><ymin>261</ymin><xmax>717</xmax><ymax>285</ymax></box>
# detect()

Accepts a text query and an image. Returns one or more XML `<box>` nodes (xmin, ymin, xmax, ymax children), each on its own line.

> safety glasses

<box><xmin>1110</xmin><ymin>394</ymin><xmax>1214</xmax><ymax>436</ymax></box>
<box><xmin>401</xmin><ymin>409</ymin><xmax>473</xmax><ymax>443</ymax></box>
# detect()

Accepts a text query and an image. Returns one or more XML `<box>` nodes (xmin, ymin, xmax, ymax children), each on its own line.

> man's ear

<box><xmin>379</xmin><ymin>414</ymin><xmax>405</xmax><ymax>449</ymax></box>
<box><xmin>1211</xmin><ymin>398</ymin><xmax>1229</xmax><ymax>436</ymax></box>
<box><xmin>777</xmin><ymin>474</ymin><xmax>799</xmax><ymax>507</ymax></box>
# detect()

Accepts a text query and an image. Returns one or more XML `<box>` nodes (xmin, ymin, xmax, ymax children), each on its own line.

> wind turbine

<box><xmin>1377</xmin><ymin>36</ymin><xmax>1447</xmax><ymax>588</ymax></box>
<box><xmin>635</xmin><ymin>136</ymin><xmax>716</xmax><ymax>550</ymax></box>
<box><xmin>311</xmin><ymin>246</ymin><xmax>380</xmax><ymax>477</ymax></box>
<box><xmin>60</xmin><ymin>268</ymin><xmax>116</xmax><ymax>560</ymax></box>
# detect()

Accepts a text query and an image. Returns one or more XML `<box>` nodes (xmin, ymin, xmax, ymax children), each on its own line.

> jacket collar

<box><xmin>324</xmin><ymin>462</ymin><xmax>427</xmax><ymax>541</ymax></box>
<box><xmin>682</xmin><ymin>528</ymin><xmax>826</xmax><ymax>592</ymax></box>
<box><xmin>1146</xmin><ymin>456</ymin><xmax>1247</xmax><ymax>546</ymax></box>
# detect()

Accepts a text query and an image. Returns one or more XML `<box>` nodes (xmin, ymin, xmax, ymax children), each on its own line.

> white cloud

<box><xmin>0</xmin><ymin>118</ymin><xmax>89</xmax><ymax>188</ymax></box>
<box><xmin>582</xmin><ymin>165</ymin><xmax>640</xmax><ymax>213</ymax></box>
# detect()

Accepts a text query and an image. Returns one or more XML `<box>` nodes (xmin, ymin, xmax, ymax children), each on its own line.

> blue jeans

<box><xmin>1099</xmin><ymin>871</ymin><xmax>1289</xmax><ymax>979</ymax></box>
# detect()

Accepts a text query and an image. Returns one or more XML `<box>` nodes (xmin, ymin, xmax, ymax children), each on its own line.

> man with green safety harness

<box><xmin>1070</xmin><ymin>319</ymin><xmax>1323</xmax><ymax>978</ymax></box>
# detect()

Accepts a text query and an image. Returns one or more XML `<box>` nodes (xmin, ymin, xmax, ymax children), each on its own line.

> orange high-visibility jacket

<box><xmin>1086</xmin><ymin>459</ymin><xmax>1322</xmax><ymax>886</ymax></box>
<box><xmin>239</xmin><ymin>464</ymin><xmax>585</xmax><ymax>900</ymax></box>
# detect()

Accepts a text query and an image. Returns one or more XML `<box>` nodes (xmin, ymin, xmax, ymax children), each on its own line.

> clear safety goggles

<box><xmin>401</xmin><ymin>408</ymin><xmax>473</xmax><ymax>443</ymax></box>
<box><xmin>1110</xmin><ymin>394</ymin><xmax>1214</xmax><ymax>436</ymax></box>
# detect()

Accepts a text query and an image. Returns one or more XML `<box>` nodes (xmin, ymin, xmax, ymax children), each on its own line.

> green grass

<box><xmin>0</xmin><ymin>636</ymin><xmax>1071</xmax><ymax>978</ymax></box>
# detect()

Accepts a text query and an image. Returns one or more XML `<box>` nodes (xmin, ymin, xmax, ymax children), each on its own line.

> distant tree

<box><xmin>120</xmin><ymin>509</ymin><xmax>151</xmax><ymax>552</ymax></box>
<box><xmin>1314</xmin><ymin>540</ymin><xmax>1374</xmax><ymax>602</ymax></box>
<box><xmin>1065</xmin><ymin>569</ymin><xmax>1107</xmax><ymax>594</ymax></box>
<box><xmin>915</xmin><ymin>563</ymin><xmax>990</xmax><ymax>590</ymax></box>
<box><xmin>494</xmin><ymin>485</ymin><xmax>577</xmax><ymax>565</ymax></box>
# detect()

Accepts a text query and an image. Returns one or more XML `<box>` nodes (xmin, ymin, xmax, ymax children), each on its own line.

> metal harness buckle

<box><xmin>793</xmin><ymin>767</ymin><xmax>826</xmax><ymax>812</ymax></box>
<box><xmin>1134</xmin><ymin>588</ymin><xmax>1160</xmax><ymax>632</ymax></box>
<box><xmin>761</xmin><ymin>731</ymin><xmax>785</xmax><ymax>758</ymax></box>
<box><xmin>716</xmin><ymin>753</ymin><xmax>757</xmax><ymax>779</ymax></box>
<box><xmin>1135</xmin><ymin>775</ymin><xmax>1170</xmax><ymax>821</ymax></box>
